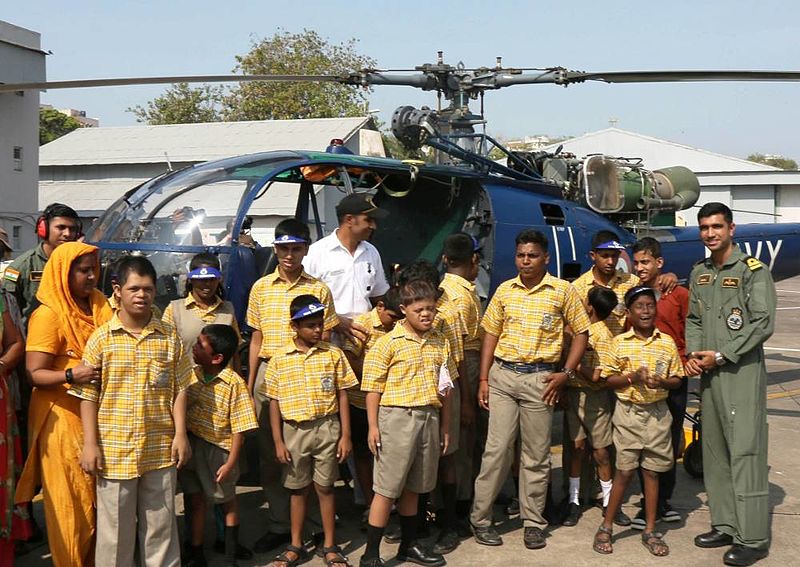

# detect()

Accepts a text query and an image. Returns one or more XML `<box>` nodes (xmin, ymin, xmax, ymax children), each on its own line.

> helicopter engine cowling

<box><xmin>580</xmin><ymin>155</ymin><xmax>699</xmax><ymax>214</ymax></box>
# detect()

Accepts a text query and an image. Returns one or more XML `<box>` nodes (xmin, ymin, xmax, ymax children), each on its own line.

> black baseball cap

<box><xmin>336</xmin><ymin>193</ymin><xmax>388</xmax><ymax>219</ymax></box>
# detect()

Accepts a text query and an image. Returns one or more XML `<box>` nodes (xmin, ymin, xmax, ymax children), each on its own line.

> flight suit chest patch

<box><xmin>726</xmin><ymin>308</ymin><xmax>744</xmax><ymax>331</ymax></box>
<box><xmin>696</xmin><ymin>273</ymin><xmax>712</xmax><ymax>285</ymax></box>
<box><xmin>29</xmin><ymin>271</ymin><xmax>43</xmax><ymax>282</ymax></box>
<box><xmin>721</xmin><ymin>277</ymin><xmax>739</xmax><ymax>289</ymax></box>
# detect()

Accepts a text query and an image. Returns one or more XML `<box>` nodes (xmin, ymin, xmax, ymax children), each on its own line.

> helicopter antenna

<box><xmin>164</xmin><ymin>151</ymin><xmax>173</xmax><ymax>171</ymax></box>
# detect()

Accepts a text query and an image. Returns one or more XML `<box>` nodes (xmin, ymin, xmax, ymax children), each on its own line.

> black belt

<box><xmin>495</xmin><ymin>358</ymin><xmax>556</xmax><ymax>374</ymax></box>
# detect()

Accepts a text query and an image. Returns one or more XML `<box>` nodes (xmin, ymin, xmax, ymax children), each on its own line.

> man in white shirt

<box><xmin>303</xmin><ymin>192</ymin><xmax>391</xmax><ymax>335</ymax></box>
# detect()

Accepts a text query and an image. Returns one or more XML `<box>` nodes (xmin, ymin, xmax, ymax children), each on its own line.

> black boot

<box><xmin>224</xmin><ymin>525</ymin><xmax>239</xmax><ymax>567</ymax></box>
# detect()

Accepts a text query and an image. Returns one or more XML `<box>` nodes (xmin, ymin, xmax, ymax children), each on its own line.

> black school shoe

<box><xmin>432</xmin><ymin>528</ymin><xmax>460</xmax><ymax>555</ymax></box>
<box><xmin>723</xmin><ymin>545</ymin><xmax>769</xmax><ymax>566</ymax></box>
<box><xmin>561</xmin><ymin>502</ymin><xmax>582</xmax><ymax>527</ymax></box>
<box><xmin>523</xmin><ymin>527</ymin><xmax>547</xmax><ymax>550</ymax></box>
<box><xmin>396</xmin><ymin>542</ymin><xmax>446</xmax><ymax>566</ymax></box>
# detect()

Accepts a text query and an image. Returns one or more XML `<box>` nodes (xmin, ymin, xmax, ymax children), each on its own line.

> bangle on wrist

<box><xmin>65</xmin><ymin>368</ymin><xmax>74</xmax><ymax>385</ymax></box>
<box><xmin>479</xmin><ymin>378</ymin><xmax>489</xmax><ymax>382</ymax></box>
<box><xmin>626</xmin><ymin>374</ymin><xmax>633</xmax><ymax>386</ymax></box>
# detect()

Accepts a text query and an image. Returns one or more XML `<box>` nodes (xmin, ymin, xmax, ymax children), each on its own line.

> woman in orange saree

<box><xmin>15</xmin><ymin>242</ymin><xmax>112</xmax><ymax>567</ymax></box>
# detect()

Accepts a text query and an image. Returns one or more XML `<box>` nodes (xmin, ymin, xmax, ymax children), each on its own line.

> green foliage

<box><xmin>39</xmin><ymin>108</ymin><xmax>82</xmax><ymax>145</ymax></box>
<box><xmin>129</xmin><ymin>30</ymin><xmax>375</xmax><ymax>125</ymax></box>
<box><xmin>747</xmin><ymin>153</ymin><xmax>798</xmax><ymax>170</ymax></box>
<box><xmin>128</xmin><ymin>83</ymin><xmax>224</xmax><ymax>125</ymax></box>
<box><xmin>225</xmin><ymin>29</ymin><xmax>375</xmax><ymax>121</ymax></box>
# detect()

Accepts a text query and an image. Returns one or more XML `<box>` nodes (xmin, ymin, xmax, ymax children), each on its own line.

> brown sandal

<box><xmin>593</xmin><ymin>524</ymin><xmax>613</xmax><ymax>554</ymax></box>
<box><xmin>642</xmin><ymin>531</ymin><xmax>669</xmax><ymax>557</ymax></box>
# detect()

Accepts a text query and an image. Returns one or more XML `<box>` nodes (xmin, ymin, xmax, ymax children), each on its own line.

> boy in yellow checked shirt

<box><xmin>181</xmin><ymin>324</ymin><xmax>257</xmax><ymax>567</ymax></box>
<box><xmin>342</xmin><ymin>287</ymin><xmax>403</xmax><ymax>517</ymax></box>
<box><xmin>562</xmin><ymin>286</ymin><xmax>618</xmax><ymax>528</ymax></box>
<box><xmin>395</xmin><ymin>261</ymin><xmax>464</xmax><ymax>554</ymax></box>
<box><xmin>360</xmin><ymin>280</ymin><xmax>456</xmax><ymax>567</ymax></box>
<box><xmin>245</xmin><ymin>218</ymin><xmax>338</xmax><ymax>552</ymax></box>
<box><xmin>264</xmin><ymin>295</ymin><xmax>358</xmax><ymax>567</ymax></box>
<box><xmin>593</xmin><ymin>286</ymin><xmax>685</xmax><ymax>558</ymax></box>
<box><xmin>437</xmin><ymin>233</ymin><xmax>482</xmax><ymax>547</ymax></box>
<box><xmin>71</xmin><ymin>256</ymin><xmax>192</xmax><ymax>567</ymax></box>
<box><xmin>571</xmin><ymin>231</ymin><xmax>640</xmax><ymax>337</ymax></box>
<box><xmin>470</xmin><ymin>229</ymin><xmax>589</xmax><ymax>552</ymax></box>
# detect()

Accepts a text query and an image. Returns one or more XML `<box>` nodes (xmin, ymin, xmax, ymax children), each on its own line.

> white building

<box><xmin>39</xmin><ymin>117</ymin><xmax>385</xmax><ymax>238</ymax></box>
<box><xmin>0</xmin><ymin>20</ymin><xmax>46</xmax><ymax>254</ymax></box>
<box><xmin>545</xmin><ymin>128</ymin><xmax>800</xmax><ymax>225</ymax></box>
<box><xmin>40</xmin><ymin>104</ymin><xmax>99</xmax><ymax>127</ymax></box>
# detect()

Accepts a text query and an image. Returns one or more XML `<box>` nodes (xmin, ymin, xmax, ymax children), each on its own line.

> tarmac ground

<box><xmin>16</xmin><ymin>276</ymin><xmax>800</xmax><ymax>567</ymax></box>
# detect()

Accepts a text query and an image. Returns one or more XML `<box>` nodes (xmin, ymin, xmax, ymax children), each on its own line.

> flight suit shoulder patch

<box><xmin>696</xmin><ymin>273</ymin><xmax>712</xmax><ymax>285</ymax></box>
<box><xmin>721</xmin><ymin>277</ymin><xmax>739</xmax><ymax>288</ymax></box>
<box><xmin>3</xmin><ymin>268</ymin><xmax>19</xmax><ymax>283</ymax></box>
<box><xmin>745</xmin><ymin>256</ymin><xmax>763</xmax><ymax>271</ymax></box>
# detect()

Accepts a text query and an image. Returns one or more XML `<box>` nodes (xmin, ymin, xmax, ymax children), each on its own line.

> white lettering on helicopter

<box><xmin>703</xmin><ymin>239</ymin><xmax>783</xmax><ymax>270</ymax></box>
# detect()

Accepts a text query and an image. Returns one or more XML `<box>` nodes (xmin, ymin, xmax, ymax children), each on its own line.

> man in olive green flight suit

<box><xmin>686</xmin><ymin>202</ymin><xmax>775</xmax><ymax>567</ymax></box>
<box><xmin>2</xmin><ymin>203</ymin><xmax>82</xmax><ymax>324</ymax></box>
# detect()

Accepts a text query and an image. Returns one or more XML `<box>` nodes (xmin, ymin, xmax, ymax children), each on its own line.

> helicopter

<box><xmin>4</xmin><ymin>53</ymin><xmax>800</xmax><ymax>321</ymax></box>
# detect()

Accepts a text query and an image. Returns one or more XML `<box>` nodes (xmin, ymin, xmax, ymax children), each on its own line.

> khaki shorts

<box><xmin>282</xmin><ymin>414</ymin><xmax>341</xmax><ymax>489</ymax></box>
<box><xmin>373</xmin><ymin>406</ymin><xmax>440</xmax><ymax>499</ymax></box>
<box><xmin>180</xmin><ymin>434</ymin><xmax>239</xmax><ymax>503</ymax></box>
<box><xmin>443</xmin><ymin>385</ymin><xmax>460</xmax><ymax>456</ymax></box>
<box><xmin>565</xmin><ymin>387</ymin><xmax>613</xmax><ymax>447</ymax></box>
<box><xmin>613</xmin><ymin>399</ymin><xmax>673</xmax><ymax>473</ymax></box>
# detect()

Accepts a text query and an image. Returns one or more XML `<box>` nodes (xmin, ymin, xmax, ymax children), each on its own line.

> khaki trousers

<box><xmin>254</xmin><ymin>361</ymin><xmax>322</xmax><ymax>535</ymax></box>
<box><xmin>95</xmin><ymin>466</ymin><xmax>180</xmax><ymax>567</ymax></box>
<box><xmin>470</xmin><ymin>363</ymin><xmax>553</xmax><ymax>528</ymax></box>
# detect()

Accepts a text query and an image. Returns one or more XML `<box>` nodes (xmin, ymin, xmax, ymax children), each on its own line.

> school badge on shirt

<box><xmin>321</xmin><ymin>376</ymin><xmax>334</xmax><ymax>393</ymax></box>
<box><xmin>726</xmin><ymin>308</ymin><xmax>744</xmax><ymax>331</ymax></box>
<box><xmin>540</xmin><ymin>313</ymin><xmax>555</xmax><ymax>331</ymax></box>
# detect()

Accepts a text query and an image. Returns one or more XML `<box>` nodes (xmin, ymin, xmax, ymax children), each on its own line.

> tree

<box><xmin>128</xmin><ymin>30</ymin><xmax>375</xmax><ymax>125</ymax></box>
<box><xmin>128</xmin><ymin>83</ymin><xmax>224</xmax><ymax>125</ymax></box>
<box><xmin>747</xmin><ymin>152</ymin><xmax>798</xmax><ymax>170</ymax></box>
<box><xmin>225</xmin><ymin>30</ymin><xmax>375</xmax><ymax>121</ymax></box>
<box><xmin>39</xmin><ymin>108</ymin><xmax>82</xmax><ymax>145</ymax></box>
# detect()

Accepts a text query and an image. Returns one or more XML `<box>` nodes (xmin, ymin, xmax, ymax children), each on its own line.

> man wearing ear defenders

<box><xmin>3</xmin><ymin>202</ymin><xmax>82</xmax><ymax>323</ymax></box>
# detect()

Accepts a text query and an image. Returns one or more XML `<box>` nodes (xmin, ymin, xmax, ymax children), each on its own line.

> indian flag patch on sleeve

<box><xmin>3</xmin><ymin>267</ymin><xmax>20</xmax><ymax>282</ymax></box>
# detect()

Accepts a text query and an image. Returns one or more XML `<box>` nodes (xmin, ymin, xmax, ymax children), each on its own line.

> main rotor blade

<box><xmin>0</xmin><ymin>74</ymin><xmax>347</xmax><ymax>92</ymax></box>
<box><xmin>564</xmin><ymin>70</ymin><xmax>800</xmax><ymax>84</ymax></box>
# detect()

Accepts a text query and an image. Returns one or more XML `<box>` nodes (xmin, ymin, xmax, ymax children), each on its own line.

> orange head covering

<box><xmin>35</xmin><ymin>241</ymin><xmax>112</xmax><ymax>358</ymax></box>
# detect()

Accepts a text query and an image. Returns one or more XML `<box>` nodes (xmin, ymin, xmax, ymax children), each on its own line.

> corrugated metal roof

<box><xmin>40</xmin><ymin>117</ymin><xmax>372</xmax><ymax>166</ymax></box>
<box><xmin>545</xmin><ymin>128</ymin><xmax>778</xmax><ymax>173</ymax></box>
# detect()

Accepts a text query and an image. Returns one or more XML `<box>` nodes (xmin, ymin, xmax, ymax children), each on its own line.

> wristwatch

<box><xmin>714</xmin><ymin>352</ymin><xmax>727</xmax><ymax>367</ymax></box>
<box><xmin>65</xmin><ymin>368</ymin><xmax>75</xmax><ymax>384</ymax></box>
<box><xmin>563</xmin><ymin>368</ymin><xmax>577</xmax><ymax>381</ymax></box>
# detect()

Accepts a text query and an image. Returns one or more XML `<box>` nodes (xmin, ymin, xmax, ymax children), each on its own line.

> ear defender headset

<box><xmin>36</xmin><ymin>203</ymin><xmax>83</xmax><ymax>240</ymax></box>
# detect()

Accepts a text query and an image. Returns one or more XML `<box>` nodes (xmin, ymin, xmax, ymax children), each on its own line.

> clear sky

<box><xmin>6</xmin><ymin>0</ymin><xmax>800</xmax><ymax>160</ymax></box>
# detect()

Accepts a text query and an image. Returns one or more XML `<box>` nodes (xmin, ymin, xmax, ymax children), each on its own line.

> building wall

<box><xmin>0</xmin><ymin>23</ymin><xmax>45</xmax><ymax>254</ymax></box>
<box><xmin>777</xmin><ymin>185</ymin><xmax>800</xmax><ymax>223</ymax></box>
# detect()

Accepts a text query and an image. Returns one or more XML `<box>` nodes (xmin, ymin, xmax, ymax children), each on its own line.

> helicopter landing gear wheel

<box><xmin>683</xmin><ymin>440</ymin><xmax>703</xmax><ymax>479</ymax></box>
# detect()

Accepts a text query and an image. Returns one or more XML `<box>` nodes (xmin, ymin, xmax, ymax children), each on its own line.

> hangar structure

<box><xmin>545</xmin><ymin>128</ymin><xmax>800</xmax><ymax>225</ymax></box>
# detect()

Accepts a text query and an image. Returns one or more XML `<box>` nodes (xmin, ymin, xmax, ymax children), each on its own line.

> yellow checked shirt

<box><xmin>342</xmin><ymin>309</ymin><xmax>390</xmax><ymax>410</ymax></box>
<box><xmin>263</xmin><ymin>341</ymin><xmax>358</xmax><ymax>423</ymax></box>
<box><xmin>439</xmin><ymin>273</ymin><xmax>482</xmax><ymax>352</ymax></box>
<box><xmin>434</xmin><ymin>300</ymin><xmax>464</xmax><ymax>368</ymax></box>
<box><xmin>163</xmin><ymin>295</ymin><xmax>242</xmax><ymax>339</ymax></box>
<box><xmin>482</xmin><ymin>273</ymin><xmax>590</xmax><ymax>364</ymax></box>
<box><xmin>246</xmin><ymin>270</ymin><xmax>339</xmax><ymax>360</ymax></box>
<box><xmin>570</xmin><ymin>320</ymin><xmax>613</xmax><ymax>391</ymax></box>
<box><xmin>70</xmin><ymin>314</ymin><xmax>193</xmax><ymax>480</ymax></box>
<box><xmin>572</xmin><ymin>268</ymin><xmax>640</xmax><ymax>336</ymax></box>
<box><xmin>186</xmin><ymin>366</ymin><xmax>257</xmax><ymax>451</ymax></box>
<box><xmin>601</xmin><ymin>328</ymin><xmax>685</xmax><ymax>404</ymax></box>
<box><xmin>362</xmin><ymin>322</ymin><xmax>458</xmax><ymax>408</ymax></box>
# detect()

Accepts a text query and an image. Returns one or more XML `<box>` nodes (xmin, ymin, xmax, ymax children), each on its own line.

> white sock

<box><xmin>600</xmin><ymin>478</ymin><xmax>613</xmax><ymax>507</ymax></box>
<box><xmin>569</xmin><ymin>477</ymin><xmax>580</xmax><ymax>505</ymax></box>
